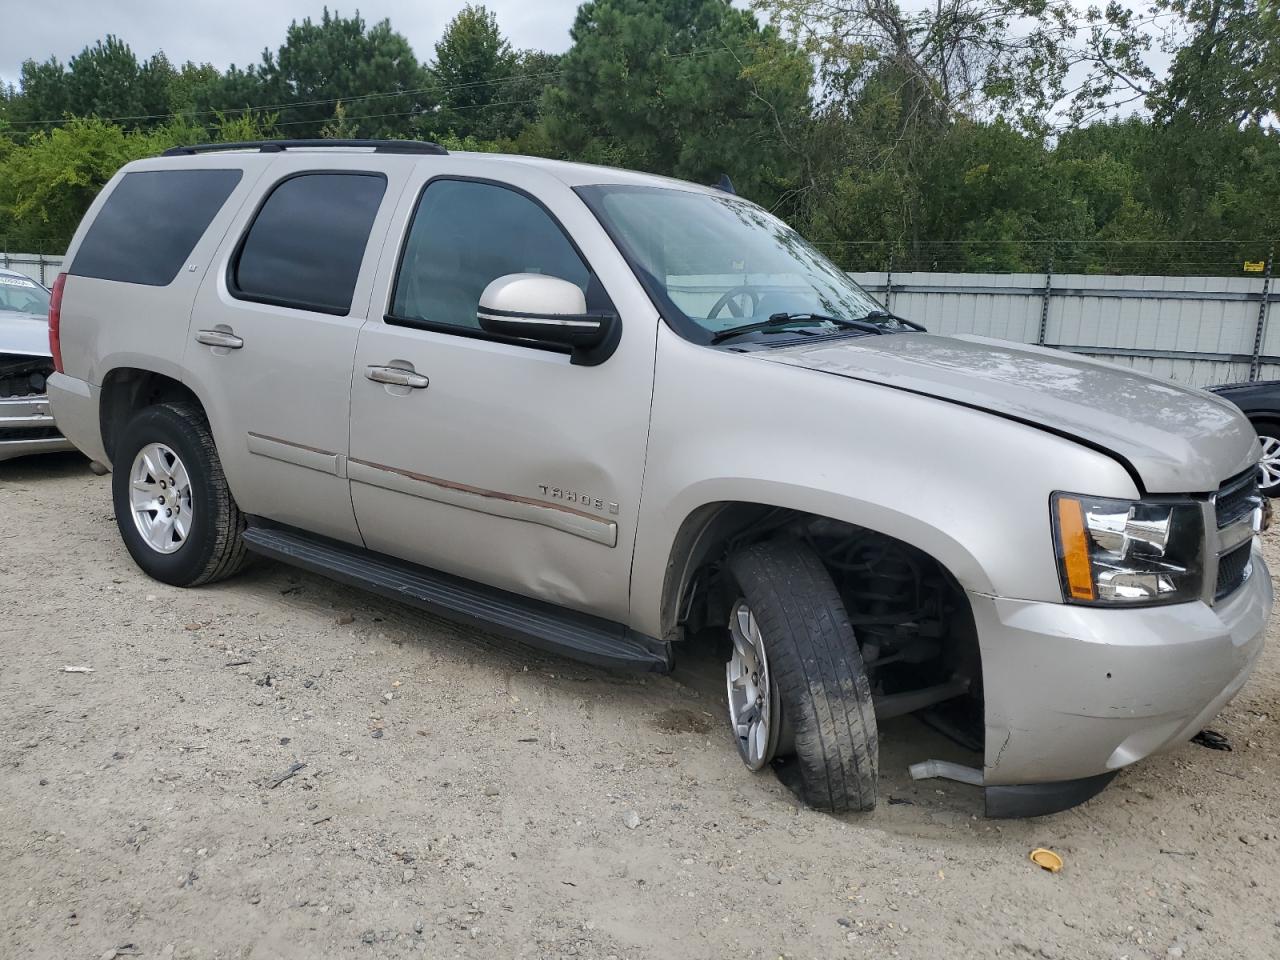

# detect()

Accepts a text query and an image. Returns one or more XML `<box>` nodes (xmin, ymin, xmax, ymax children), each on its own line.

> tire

<box><xmin>1249</xmin><ymin>418</ymin><xmax>1280</xmax><ymax>497</ymax></box>
<box><xmin>112</xmin><ymin>402</ymin><xmax>248</xmax><ymax>587</ymax></box>
<box><xmin>726</xmin><ymin>540</ymin><xmax>878</xmax><ymax>812</ymax></box>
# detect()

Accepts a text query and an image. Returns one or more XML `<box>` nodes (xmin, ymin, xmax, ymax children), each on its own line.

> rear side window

<box><xmin>70</xmin><ymin>169</ymin><xmax>242</xmax><ymax>286</ymax></box>
<box><xmin>230</xmin><ymin>172</ymin><xmax>387</xmax><ymax>315</ymax></box>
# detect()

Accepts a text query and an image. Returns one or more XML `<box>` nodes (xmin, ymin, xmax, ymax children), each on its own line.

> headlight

<box><xmin>1052</xmin><ymin>493</ymin><xmax>1204</xmax><ymax>605</ymax></box>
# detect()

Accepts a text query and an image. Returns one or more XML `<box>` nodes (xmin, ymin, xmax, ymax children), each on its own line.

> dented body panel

<box><xmin>972</xmin><ymin>547</ymin><xmax>1270</xmax><ymax>785</ymax></box>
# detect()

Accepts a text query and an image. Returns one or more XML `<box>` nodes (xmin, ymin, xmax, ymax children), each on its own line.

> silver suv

<box><xmin>48</xmin><ymin>139</ymin><xmax>1271</xmax><ymax>817</ymax></box>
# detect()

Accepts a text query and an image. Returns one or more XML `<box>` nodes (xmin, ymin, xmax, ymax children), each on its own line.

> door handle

<box><xmin>195</xmin><ymin>329</ymin><xmax>244</xmax><ymax>349</ymax></box>
<box><xmin>365</xmin><ymin>365</ymin><xmax>429</xmax><ymax>389</ymax></box>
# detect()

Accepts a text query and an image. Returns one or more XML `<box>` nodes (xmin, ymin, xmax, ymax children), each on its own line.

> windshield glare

<box><xmin>587</xmin><ymin>185</ymin><xmax>883</xmax><ymax>337</ymax></box>
<box><xmin>0</xmin><ymin>275</ymin><xmax>50</xmax><ymax>315</ymax></box>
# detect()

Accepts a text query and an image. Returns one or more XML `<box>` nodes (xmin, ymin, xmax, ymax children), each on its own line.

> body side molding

<box><xmin>347</xmin><ymin>457</ymin><xmax>618</xmax><ymax>547</ymax></box>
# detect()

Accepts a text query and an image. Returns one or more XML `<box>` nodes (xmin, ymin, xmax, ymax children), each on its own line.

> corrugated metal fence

<box><xmin>4</xmin><ymin>250</ymin><xmax>1274</xmax><ymax>389</ymax></box>
<box><xmin>850</xmin><ymin>270</ymin><xmax>1276</xmax><ymax>387</ymax></box>
<box><xmin>0</xmin><ymin>251</ymin><xmax>63</xmax><ymax>286</ymax></box>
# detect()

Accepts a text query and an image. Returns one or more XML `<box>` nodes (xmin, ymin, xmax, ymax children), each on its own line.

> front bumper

<box><xmin>0</xmin><ymin>394</ymin><xmax>76</xmax><ymax>462</ymax></box>
<box><xmin>971</xmin><ymin>543</ymin><xmax>1271</xmax><ymax>813</ymax></box>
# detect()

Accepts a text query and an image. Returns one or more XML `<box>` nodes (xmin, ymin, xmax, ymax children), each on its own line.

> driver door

<box><xmin>348</xmin><ymin>168</ymin><xmax>658</xmax><ymax>622</ymax></box>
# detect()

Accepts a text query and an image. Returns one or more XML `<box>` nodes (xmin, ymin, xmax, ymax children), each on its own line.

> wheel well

<box><xmin>100</xmin><ymin>368</ymin><xmax>203</xmax><ymax>465</ymax></box>
<box><xmin>663</xmin><ymin>503</ymin><xmax>983</xmax><ymax>746</ymax></box>
<box><xmin>1248</xmin><ymin>415</ymin><xmax>1280</xmax><ymax>436</ymax></box>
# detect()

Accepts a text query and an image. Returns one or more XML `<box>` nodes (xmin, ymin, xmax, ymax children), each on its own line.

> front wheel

<box><xmin>112</xmin><ymin>402</ymin><xmax>248</xmax><ymax>586</ymax></box>
<box><xmin>725</xmin><ymin>540</ymin><xmax>879</xmax><ymax>812</ymax></box>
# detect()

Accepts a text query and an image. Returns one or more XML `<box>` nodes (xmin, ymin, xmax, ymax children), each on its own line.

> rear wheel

<box><xmin>725</xmin><ymin>540</ymin><xmax>878</xmax><ymax>812</ymax></box>
<box><xmin>112</xmin><ymin>402</ymin><xmax>248</xmax><ymax>586</ymax></box>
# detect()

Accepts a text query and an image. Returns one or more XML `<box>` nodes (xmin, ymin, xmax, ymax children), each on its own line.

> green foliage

<box><xmin>0</xmin><ymin>0</ymin><xmax>1277</xmax><ymax>275</ymax></box>
<box><xmin>0</xmin><ymin>119</ymin><xmax>178</xmax><ymax>245</ymax></box>
<box><xmin>194</xmin><ymin>8</ymin><xmax>433</xmax><ymax>139</ymax></box>
<box><xmin>0</xmin><ymin>113</ymin><xmax>276</xmax><ymax>247</ymax></box>
<box><xmin>543</xmin><ymin>0</ymin><xmax>813</xmax><ymax>206</ymax></box>
<box><xmin>431</xmin><ymin>5</ymin><xmax>515</xmax><ymax>139</ymax></box>
<box><xmin>168</xmin><ymin>62</ymin><xmax>222</xmax><ymax>116</ymax></box>
<box><xmin>7</xmin><ymin>37</ymin><xmax>175</xmax><ymax>131</ymax></box>
<box><xmin>1158</xmin><ymin>0</ymin><xmax>1279</xmax><ymax>126</ymax></box>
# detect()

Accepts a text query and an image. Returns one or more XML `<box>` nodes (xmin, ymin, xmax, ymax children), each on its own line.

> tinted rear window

<box><xmin>70</xmin><ymin>169</ymin><xmax>243</xmax><ymax>286</ymax></box>
<box><xmin>230</xmin><ymin>173</ymin><xmax>386</xmax><ymax>315</ymax></box>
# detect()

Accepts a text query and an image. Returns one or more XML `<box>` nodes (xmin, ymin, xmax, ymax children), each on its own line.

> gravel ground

<box><xmin>2</xmin><ymin>452</ymin><xmax>1278</xmax><ymax>960</ymax></box>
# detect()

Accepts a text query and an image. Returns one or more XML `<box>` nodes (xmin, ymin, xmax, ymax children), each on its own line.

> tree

<box><xmin>4</xmin><ymin>38</ymin><xmax>180</xmax><ymax>133</ymax></box>
<box><xmin>1156</xmin><ymin>0</ymin><xmax>1279</xmax><ymax>126</ymax></box>
<box><xmin>6</xmin><ymin>58</ymin><xmax>71</xmax><ymax>132</ymax></box>
<box><xmin>196</xmin><ymin>8</ymin><xmax>434</xmax><ymax>139</ymax></box>
<box><xmin>430</xmin><ymin>5</ymin><xmax>519</xmax><ymax>139</ymax></box>
<box><xmin>61</xmin><ymin>37</ymin><xmax>173</xmax><ymax>126</ymax></box>
<box><xmin>168</xmin><ymin>62</ymin><xmax>222</xmax><ymax>117</ymax></box>
<box><xmin>545</xmin><ymin>0</ymin><xmax>813</xmax><ymax>206</ymax></box>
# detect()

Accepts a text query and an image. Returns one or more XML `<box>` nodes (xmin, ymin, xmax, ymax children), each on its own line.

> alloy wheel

<box><xmin>129</xmin><ymin>442</ymin><xmax>193</xmax><ymax>554</ymax></box>
<box><xmin>1259</xmin><ymin>435</ymin><xmax>1280</xmax><ymax>492</ymax></box>
<box><xmin>726</xmin><ymin>600</ymin><xmax>778</xmax><ymax>770</ymax></box>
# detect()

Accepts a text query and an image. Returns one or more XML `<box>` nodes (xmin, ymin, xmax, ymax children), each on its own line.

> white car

<box><xmin>0</xmin><ymin>268</ymin><xmax>76</xmax><ymax>461</ymax></box>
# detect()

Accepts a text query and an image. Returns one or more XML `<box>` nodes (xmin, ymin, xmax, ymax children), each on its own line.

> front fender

<box><xmin>627</xmin><ymin>328</ymin><xmax>1139</xmax><ymax>638</ymax></box>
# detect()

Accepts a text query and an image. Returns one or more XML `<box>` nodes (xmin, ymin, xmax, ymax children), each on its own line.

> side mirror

<box><xmin>477</xmin><ymin>273</ymin><xmax>619</xmax><ymax>366</ymax></box>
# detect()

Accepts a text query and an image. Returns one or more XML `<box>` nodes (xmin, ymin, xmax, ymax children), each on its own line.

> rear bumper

<box><xmin>0</xmin><ymin>394</ymin><xmax>76</xmax><ymax>462</ymax></box>
<box><xmin>971</xmin><ymin>544</ymin><xmax>1270</xmax><ymax>808</ymax></box>
<box><xmin>45</xmin><ymin>372</ymin><xmax>106</xmax><ymax>464</ymax></box>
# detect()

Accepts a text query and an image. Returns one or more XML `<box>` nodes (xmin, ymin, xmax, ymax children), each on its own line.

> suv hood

<box><xmin>759</xmin><ymin>332</ymin><xmax>1257</xmax><ymax>493</ymax></box>
<box><xmin>0</xmin><ymin>311</ymin><xmax>52</xmax><ymax>358</ymax></box>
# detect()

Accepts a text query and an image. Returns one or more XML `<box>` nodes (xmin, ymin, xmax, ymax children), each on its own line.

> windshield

<box><xmin>580</xmin><ymin>184</ymin><xmax>886</xmax><ymax>340</ymax></box>
<box><xmin>0</xmin><ymin>274</ymin><xmax>51</xmax><ymax>315</ymax></box>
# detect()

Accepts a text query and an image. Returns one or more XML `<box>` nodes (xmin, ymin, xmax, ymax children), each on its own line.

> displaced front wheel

<box><xmin>726</xmin><ymin>540</ymin><xmax>879</xmax><ymax>812</ymax></box>
<box><xmin>112</xmin><ymin>402</ymin><xmax>248</xmax><ymax>587</ymax></box>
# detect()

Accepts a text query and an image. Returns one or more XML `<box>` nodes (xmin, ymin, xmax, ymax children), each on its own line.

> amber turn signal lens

<box><xmin>1055</xmin><ymin>496</ymin><xmax>1096</xmax><ymax>602</ymax></box>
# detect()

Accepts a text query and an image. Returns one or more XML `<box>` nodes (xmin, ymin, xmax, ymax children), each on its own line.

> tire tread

<box><xmin>728</xmin><ymin>540</ymin><xmax>878</xmax><ymax>812</ymax></box>
<box><xmin>113</xmin><ymin>401</ymin><xmax>247</xmax><ymax>587</ymax></box>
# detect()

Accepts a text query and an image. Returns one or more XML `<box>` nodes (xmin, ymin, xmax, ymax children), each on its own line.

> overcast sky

<box><xmin>0</xmin><ymin>1</ymin><xmax>584</xmax><ymax>86</ymax></box>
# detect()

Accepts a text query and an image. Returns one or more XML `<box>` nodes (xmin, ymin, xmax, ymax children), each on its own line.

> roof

<box><xmin>137</xmin><ymin>141</ymin><xmax>724</xmax><ymax>197</ymax></box>
<box><xmin>451</xmin><ymin>153</ymin><xmax>724</xmax><ymax>195</ymax></box>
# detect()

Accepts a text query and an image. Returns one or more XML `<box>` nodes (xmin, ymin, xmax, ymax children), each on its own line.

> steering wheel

<box><xmin>708</xmin><ymin>285</ymin><xmax>762</xmax><ymax>320</ymax></box>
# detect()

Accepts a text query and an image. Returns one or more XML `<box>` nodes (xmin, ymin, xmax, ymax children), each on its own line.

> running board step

<box><xmin>241</xmin><ymin>525</ymin><xmax>672</xmax><ymax>673</ymax></box>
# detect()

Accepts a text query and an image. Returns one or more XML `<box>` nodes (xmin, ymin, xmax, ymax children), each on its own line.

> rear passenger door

<box><xmin>183</xmin><ymin>156</ymin><xmax>408</xmax><ymax>545</ymax></box>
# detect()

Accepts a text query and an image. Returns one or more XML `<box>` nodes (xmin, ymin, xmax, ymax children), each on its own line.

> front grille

<box><xmin>1212</xmin><ymin>469</ymin><xmax>1261</xmax><ymax>602</ymax></box>
<box><xmin>0</xmin><ymin>354</ymin><xmax>53</xmax><ymax>399</ymax></box>
<box><xmin>1215</xmin><ymin>468</ymin><xmax>1261</xmax><ymax>529</ymax></box>
<box><xmin>1216</xmin><ymin>541</ymin><xmax>1254</xmax><ymax>600</ymax></box>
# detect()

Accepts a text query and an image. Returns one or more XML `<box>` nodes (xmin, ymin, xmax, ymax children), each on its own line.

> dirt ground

<box><xmin>2</xmin><ymin>452</ymin><xmax>1278</xmax><ymax>960</ymax></box>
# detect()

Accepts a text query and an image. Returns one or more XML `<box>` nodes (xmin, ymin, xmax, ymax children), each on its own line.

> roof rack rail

<box><xmin>162</xmin><ymin>139</ymin><xmax>448</xmax><ymax>157</ymax></box>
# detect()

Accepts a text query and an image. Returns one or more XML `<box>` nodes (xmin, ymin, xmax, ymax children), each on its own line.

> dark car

<box><xmin>1208</xmin><ymin>380</ymin><xmax>1280</xmax><ymax>495</ymax></box>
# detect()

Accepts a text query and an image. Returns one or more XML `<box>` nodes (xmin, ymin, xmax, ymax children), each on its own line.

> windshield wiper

<box><xmin>771</xmin><ymin>312</ymin><xmax>897</xmax><ymax>335</ymax></box>
<box><xmin>852</xmin><ymin>308</ymin><xmax>928</xmax><ymax>332</ymax></box>
<box><xmin>709</xmin><ymin>309</ymin><xmax>927</xmax><ymax>345</ymax></box>
<box><xmin>710</xmin><ymin>312</ymin><xmax>881</xmax><ymax>344</ymax></box>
